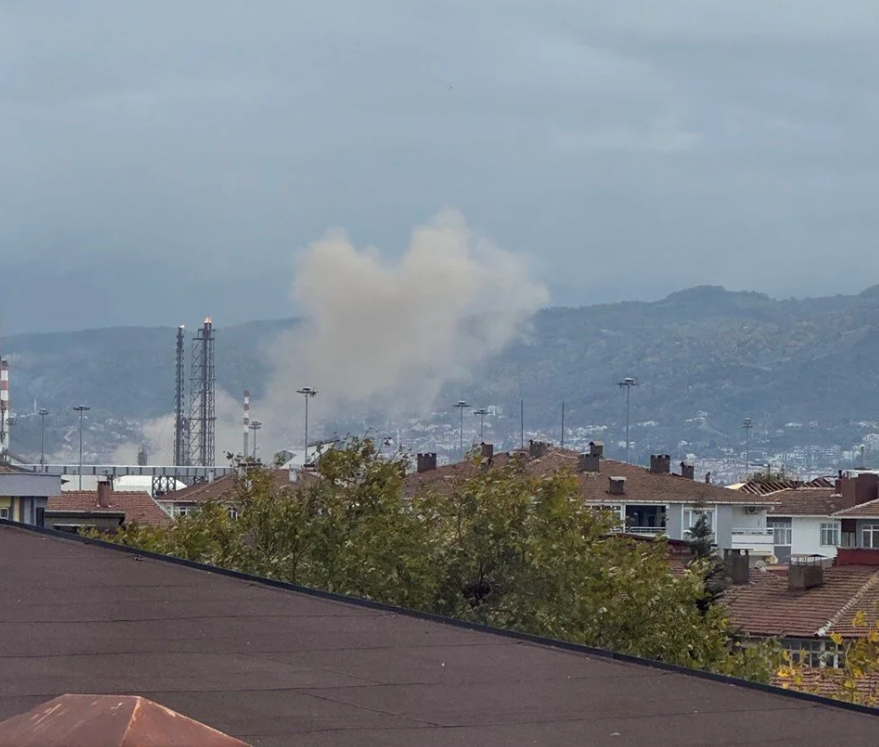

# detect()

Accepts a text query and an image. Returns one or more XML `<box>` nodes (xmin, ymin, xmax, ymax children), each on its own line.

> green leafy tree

<box><xmin>101</xmin><ymin>439</ymin><xmax>777</xmax><ymax>682</ymax></box>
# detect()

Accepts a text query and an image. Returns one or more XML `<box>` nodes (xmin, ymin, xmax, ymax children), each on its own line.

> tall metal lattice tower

<box><xmin>173</xmin><ymin>325</ymin><xmax>187</xmax><ymax>466</ymax></box>
<box><xmin>188</xmin><ymin>317</ymin><xmax>216</xmax><ymax>467</ymax></box>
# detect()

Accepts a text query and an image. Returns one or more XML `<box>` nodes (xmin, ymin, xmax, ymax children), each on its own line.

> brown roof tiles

<box><xmin>723</xmin><ymin>565</ymin><xmax>879</xmax><ymax>638</ymax></box>
<box><xmin>156</xmin><ymin>470</ymin><xmax>292</xmax><ymax>506</ymax></box>
<box><xmin>769</xmin><ymin>488</ymin><xmax>843</xmax><ymax>517</ymax></box>
<box><xmin>406</xmin><ymin>448</ymin><xmax>777</xmax><ymax>505</ymax></box>
<box><xmin>48</xmin><ymin>491</ymin><xmax>171</xmax><ymax>528</ymax></box>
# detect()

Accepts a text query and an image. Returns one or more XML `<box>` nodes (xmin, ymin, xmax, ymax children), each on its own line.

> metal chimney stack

<box><xmin>0</xmin><ymin>358</ymin><xmax>9</xmax><ymax>459</ymax></box>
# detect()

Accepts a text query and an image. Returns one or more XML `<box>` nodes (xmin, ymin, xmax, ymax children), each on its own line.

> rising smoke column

<box><xmin>259</xmin><ymin>208</ymin><xmax>548</xmax><ymax>446</ymax></box>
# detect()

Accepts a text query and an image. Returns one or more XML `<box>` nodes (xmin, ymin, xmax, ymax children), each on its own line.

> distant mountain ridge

<box><xmin>4</xmin><ymin>285</ymin><xmax>879</xmax><ymax>459</ymax></box>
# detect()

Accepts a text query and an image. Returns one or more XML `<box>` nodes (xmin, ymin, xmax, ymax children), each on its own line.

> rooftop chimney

<box><xmin>724</xmin><ymin>549</ymin><xmax>750</xmax><ymax>585</ymax></box>
<box><xmin>417</xmin><ymin>452</ymin><xmax>437</xmax><ymax>473</ymax></box>
<box><xmin>529</xmin><ymin>440</ymin><xmax>549</xmax><ymax>459</ymax></box>
<box><xmin>608</xmin><ymin>476</ymin><xmax>626</xmax><ymax>496</ymax></box>
<box><xmin>789</xmin><ymin>556</ymin><xmax>825</xmax><ymax>592</ymax></box>
<box><xmin>649</xmin><ymin>454</ymin><xmax>671</xmax><ymax>474</ymax></box>
<box><xmin>578</xmin><ymin>453</ymin><xmax>600</xmax><ymax>473</ymax></box>
<box><xmin>589</xmin><ymin>440</ymin><xmax>604</xmax><ymax>458</ymax></box>
<box><xmin>840</xmin><ymin>472</ymin><xmax>879</xmax><ymax>510</ymax></box>
<box><xmin>680</xmin><ymin>461</ymin><xmax>695</xmax><ymax>480</ymax></box>
<box><xmin>96</xmin><ymin>477</ymin><xmax>113</xmax><ymax>508</ymax></box>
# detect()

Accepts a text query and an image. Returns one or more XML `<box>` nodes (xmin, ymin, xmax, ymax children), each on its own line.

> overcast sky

<box><xmin>3</xmin><ymin>1</ymin><xmax>879</xmax><ymax>334</ymax></box>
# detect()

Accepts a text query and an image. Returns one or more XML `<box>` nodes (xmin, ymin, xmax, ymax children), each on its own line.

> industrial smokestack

<box><xmin>0</xmin><ymin>358</ymin><xmax>9</xmax><ymax>459</ymax></box>
<box><xmin>243</xmin><ymin>390</ymin><xmax>250</xmax><ymax>459</ymax></box>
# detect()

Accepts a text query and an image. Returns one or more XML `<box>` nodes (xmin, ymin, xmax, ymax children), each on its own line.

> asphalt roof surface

<box><xmin>2</xmin><ymin>524</ymin><xmax>879</xmax><ymax>746</ymax></box>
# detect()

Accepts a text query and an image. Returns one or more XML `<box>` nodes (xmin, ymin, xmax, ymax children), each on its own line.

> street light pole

<box><xmin>73</xmin><ymin>405</ymin><xmax>90</xmax><ymax>490</ymax></box>
<box><xmin>454</xmin><ymin>400</ymin><xmax>469</xmax><ymax>460</ymax></box>
<box><xmin>249</xmin><ymin>420</ymin><xmax>263</xmax><ymax>460</ymax></box>
<box><xmin>474</xmin><ymin>408</ymin><xmax>489</xmax><ymax>442</ymax></box>
<box><xmin>742</xmin><ymin>418</ymin><xmax>753</xmax><ymax>481</ymax></box>
<box><xmin>617</xmin><ymin>378</ymin><xmax>638</xmax><ymax>464</ymax></box>
<box><xmin>297</xmin><ymin>387</ymin><xmax>318</xmax><ymax>467</ymax></box>
<box><xmin>39</xmin><ymin>408</ymin><xmax>48</xmax><ymax>467</ymax></box>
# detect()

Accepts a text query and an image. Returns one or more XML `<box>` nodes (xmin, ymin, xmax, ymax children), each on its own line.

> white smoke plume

<box><xmin>120</xmin><ymin>209</ymin><xmax>547</xmax><ymax>463</ymax></box>
<box><xmin>257</xmin><ymin>208</ymin><xmax>548</xmax><ymax>449</ymax></box>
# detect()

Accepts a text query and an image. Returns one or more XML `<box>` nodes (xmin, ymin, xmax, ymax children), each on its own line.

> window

<box><xmin>683</xmin><ymin>509</ymin><xmax>715</xmax><ymax>534</ymax></box>
<box><xmin>862</xmin><ymin>524</ymin><xmax>879</xmax><ymax>549</ymax></box>
<box><xmin>227</xmin><ymin>506</ymin><xmax>240</xmax><ymax>520</ymax></box>
<box><xmin>0</xmin><ymin>508</ymin><xmax>8</xmax><ymax>520</ymax></box>
<box><xmin>782</xmin><ymin>638</ymin><xmax>841</xmax><ymax>668</ymax></box>
<box><xmin>174</xmin><ymin>505</ymin><xmax>190</xmax><ymax>517</ymax></box>
<box><xmin>768</xmin><ymin>518</ymin><xmax>792</xmax><ymax>546</ymax></box>
<box><xmin>820</xmin><ymin>522</ymin><xmax>840</xmax><ymax>547</ymax></box>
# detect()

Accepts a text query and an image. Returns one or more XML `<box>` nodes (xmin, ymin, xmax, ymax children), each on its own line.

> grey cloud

<box><xmin>2</xmin><ymin>1</ymin><xmax>879</xmax><ymax>333</ymax></box>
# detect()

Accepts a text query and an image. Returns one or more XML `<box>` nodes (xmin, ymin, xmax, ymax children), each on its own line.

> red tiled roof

<box><xmin>405</xmin><ymin>447</ymin><xmax>778</xmax><ymax>505</ymax></box>
<box><xmin>723</xmin><ymin>566</ymin><xmax>879</xmax><ymax>638</ymax></box>
<box><xmin>47</xmin><ymin>491</ymin><xmax>171</xmax><ymax>528</ymax></box>
<box><xmin>834</xmin><ymin>498</ymin><xmax>879</xmax><ymax>519</ymax></box>
<box><xmin>769</xmin><ymin>488</ymin><xmax>843</xmax><ymax>516</ymax></box>
<box><xmin>155</xmin><ymin>469</ymin><xmax>293</xmax><ymax>505</ymax></box>
<box><xmin>773</xmin><ymin>668</ymin><xmax>879</xmax><ymax>703</ymax></box>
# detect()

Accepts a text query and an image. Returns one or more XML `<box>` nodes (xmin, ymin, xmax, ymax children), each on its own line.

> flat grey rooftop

<box><xmin>1</xmin><ymin>523</ymin><xmax>877</xmax><ymax>746</ymax></box>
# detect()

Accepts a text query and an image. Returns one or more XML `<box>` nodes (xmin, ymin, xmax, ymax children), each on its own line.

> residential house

<box><xmin>44</xmin><ymin>478</ymin><xmax>171</xmax><ymax>533</ymax></box>
<box><xmin>406</xmin><ymin>442</ymin><xmax>780</xmax><ymax>557</ymax></box>
<box><xmin>732</xmin><ymin>472</ymin><xmax>879</xmax><ymax>562</ymax></box>
<box><xmin>155</xmin><ymin>469</ymin><xmax>293</xmax><ymax>518</ymax></box>
<box><xmin>723</xmin><ymin>548</ymin><xmax>879</xmax><ymax>669</ymax></box>
<box><xmin>0</xmin><ymin>463</ymin><xmax>61</xmax><ymax>525</ymax></box>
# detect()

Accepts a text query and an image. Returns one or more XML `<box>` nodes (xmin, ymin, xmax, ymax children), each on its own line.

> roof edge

<box><xmin>2</xmin><ymin>518</ymin><xmax>878</xmax><ymax>719</ymax></box>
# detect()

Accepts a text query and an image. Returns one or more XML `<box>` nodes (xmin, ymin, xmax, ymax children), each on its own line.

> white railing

<box><xmin>626</xmin><ymin>526</ymin><xmax>666</xmax><ymax>536</ymax></box>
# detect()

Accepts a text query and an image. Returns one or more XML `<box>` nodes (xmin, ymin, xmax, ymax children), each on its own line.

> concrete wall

<box><xmin>729</xmin><ymin>506</ymin><xmax>768</xmax><ymax>529</ymax></box>
<box><xmin>714</xmin><ymin>505</ymin><xmax>734</xmax><ymax>552</ymax></box>
<box><xmin>792</xmin><ymin>517</ymin><xmax>839</xmax><ymax>558</ymax></box>
<box><xmin>666</xmin><ymin>504</ymin><xmax>683</xmax><ymax>540</ymax></box>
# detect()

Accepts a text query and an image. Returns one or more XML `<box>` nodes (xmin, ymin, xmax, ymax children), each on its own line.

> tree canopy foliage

<box><xmin>104</xmin><ymin>438</ymin><xmax>776</xmax><ymax>681</ymax></box>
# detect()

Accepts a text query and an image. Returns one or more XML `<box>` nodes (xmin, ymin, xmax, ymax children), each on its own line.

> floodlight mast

<box><xmin>453</xmin><ymin>400</ymin><xmax>469</xmax><ymax>459</ymax></box>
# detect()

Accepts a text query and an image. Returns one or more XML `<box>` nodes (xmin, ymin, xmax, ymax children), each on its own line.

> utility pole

<box><xmin>617</xmin><ymin>378</ymin><xmax>638</xmax><ymax>464</ymax></box>
<box><xmin>297</xmin><ymin>387</ymin><xmax>318</xmax><ymax>466</ymax></box>
<box><xmin>474</xmin><ymin>408</ymin><xmax>489</xmax><ymax>442</ymax></box>
<box><xmin>454</xmin><ymin>400</ymin><xmax>469</xmax><ymax>460</ymax></box>
<box><xmin>742</xmin><ymin>418</ymin><xmax>753</xmax><ymax>481</ymax></box>
<box><xmin>73</xmin><ymin>405</ymin><xmax>90</xmax><ymax>490</ymax></box>
<box><xmin>39</xmin><ymin>408</ymin><xmax>48</xmax><ymax>466</ymax></box>
<box><xmin>520</xmin><ymin>398</ymin><xmax>524</xmax><ymax>449</ymax></box>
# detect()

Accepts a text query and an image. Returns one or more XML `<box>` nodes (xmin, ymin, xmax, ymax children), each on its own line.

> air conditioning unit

<box><xmin>746</xmin><ymin>506</ymin><xmax>759</xmax><ymax>514</ymax></box>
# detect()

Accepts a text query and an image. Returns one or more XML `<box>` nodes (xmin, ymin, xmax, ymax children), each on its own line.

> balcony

<box><xmin>731</xmin><ymin>527</ymin><xmax>775</xmax><ymax>554</ymax></box>
<box><xmin>626</xmin><ymin>526</ymin><xmax>666</xmax><ymax>537</ymax></box>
